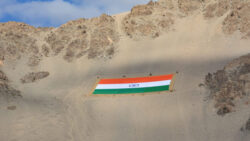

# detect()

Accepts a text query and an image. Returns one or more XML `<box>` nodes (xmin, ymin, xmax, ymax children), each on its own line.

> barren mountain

<box><xmin>0</xmin><ymin>0</ymin><xmax>250</xmax><ymax>141</ymax></box>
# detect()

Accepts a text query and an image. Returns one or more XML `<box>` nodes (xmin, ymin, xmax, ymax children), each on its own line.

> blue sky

<box><xmin>0</xmin><ymin>0</ymin><xmax>150</xmax><ymax>27</ymax></box>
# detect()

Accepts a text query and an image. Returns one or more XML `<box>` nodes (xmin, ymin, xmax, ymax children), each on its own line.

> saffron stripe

<box><xmin>96</xmin><ymin>80</ymin><xmax>171</xmax><ymax>89</ymax></box>
<box><xmin>93</xmin><ymin>85</ymin><xmax>170</xmax><ymax>94</ymax></box>
<box><xmin>99</xmin><ymin>74</ymin><xmax>173</xmax><ymax>84</ymax></box>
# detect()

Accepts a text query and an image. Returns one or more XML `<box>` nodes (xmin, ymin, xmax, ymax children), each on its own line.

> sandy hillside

<box><xmin>0</xmin><ymin>0</ymin><xmax>250</xmax><ymax>141</ymax></box>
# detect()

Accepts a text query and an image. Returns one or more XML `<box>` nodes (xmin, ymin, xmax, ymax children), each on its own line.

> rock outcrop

<box><xmin>122</xmin><ymin>1</ymin><xmax>175</xmax><ymax>39</ymax></box>
<box><xmin>0</xmin><ymin>70</ymin><xmax>8</xmax><ymax>82</ymax></box>
<box><xmin>205</xmin><ymin>54</ymin><xmax>250</xmax><ymax>116</ymax></box>
<box><xmin>0</xmin><ymin>14</ymin><xmax>119</xmax><ymax>68</ymax></box>
<box><xmin>178</xmin><ymin>0</ymin><xmax>204</xmax><ymax>15</ymax></box>
<box><xmin>0</xmin><ymin>70</ymin><xmax>21</xmax><ymax>100</ymax></box>
<box><xmin>46</xmin><ymin>14</ymin><xmax>119</xmax><ymax>61</ymax></box>
<box><xmin>21</xmin><ymin>72</ymin><xmax>50</xmax><ymax>83</ymax></box>
<box><xmin>122</xmin><ymin>0</ymin><xmax>250</xmax><ymax>39</ymax></box>
<box><xmin>241</xmin><ymin>117</ymin><xmax>250</xmax><ymax>132</ymax></box>
<box><xmin>204</xmin><ymin>0</ymin><xmax>250</xmax><ymax>39</ymax></box>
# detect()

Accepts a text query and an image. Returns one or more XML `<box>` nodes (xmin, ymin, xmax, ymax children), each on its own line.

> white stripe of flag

<box><xmin>96</xmin><ymin>80</ymin><xmax>171</xmax><ymax>89</ymax></box>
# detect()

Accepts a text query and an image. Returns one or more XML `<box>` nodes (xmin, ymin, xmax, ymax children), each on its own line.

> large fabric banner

<box><xmin>92</xmin><ymin>74</ymin><xmax>175</xmax><ymax>94</ymax></box>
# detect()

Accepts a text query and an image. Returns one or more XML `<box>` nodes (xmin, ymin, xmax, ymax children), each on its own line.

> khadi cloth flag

<box><xmin>92</xmin><ymin>74</ymin><xmax>174</xmax><ymax>94</ymax></box>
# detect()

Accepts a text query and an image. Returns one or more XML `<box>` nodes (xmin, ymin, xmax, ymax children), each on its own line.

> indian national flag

<box><xmin>92</xmin><ymin>74</ymin><xmax>174</xmax><ymax>94</ymax></box>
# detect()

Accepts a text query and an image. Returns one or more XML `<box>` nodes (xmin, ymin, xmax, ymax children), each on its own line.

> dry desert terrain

<box><xmin>0</xmin><ymin>0</ymin><xmax>250</xmax><ymax>141</ymax></box>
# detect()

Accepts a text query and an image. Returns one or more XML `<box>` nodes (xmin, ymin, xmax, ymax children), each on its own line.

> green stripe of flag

<box><xmin>93</xmin><ymin>85</ymin><xmax>170</xmax><ymax>94</ymax></box>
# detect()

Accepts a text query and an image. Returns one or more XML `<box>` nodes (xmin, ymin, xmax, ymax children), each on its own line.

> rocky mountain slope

<box><xmin>0</xmin><ymin>0</ymin><xmax>250</xmax><ymax>141</ymax></box>
<box><xmin>0</xmin><ymin>0</ymin><xmax>249</xmax><ymax>67</ymax></box>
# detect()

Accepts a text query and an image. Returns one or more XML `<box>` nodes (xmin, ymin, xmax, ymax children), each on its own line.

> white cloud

<box><xmin>83</xmin><ymin>0</ymin><xmax>150</xmax><ymax>14</ymax></box>
<box><xmin>3</xmin><ymin>0</ymin><xmax>101</xmax><ymax>26</ymax></box>
<box><xmin>0</xmin><ymin>0</ymin><xmax>150</xmax><ymax>27</ymax></box>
